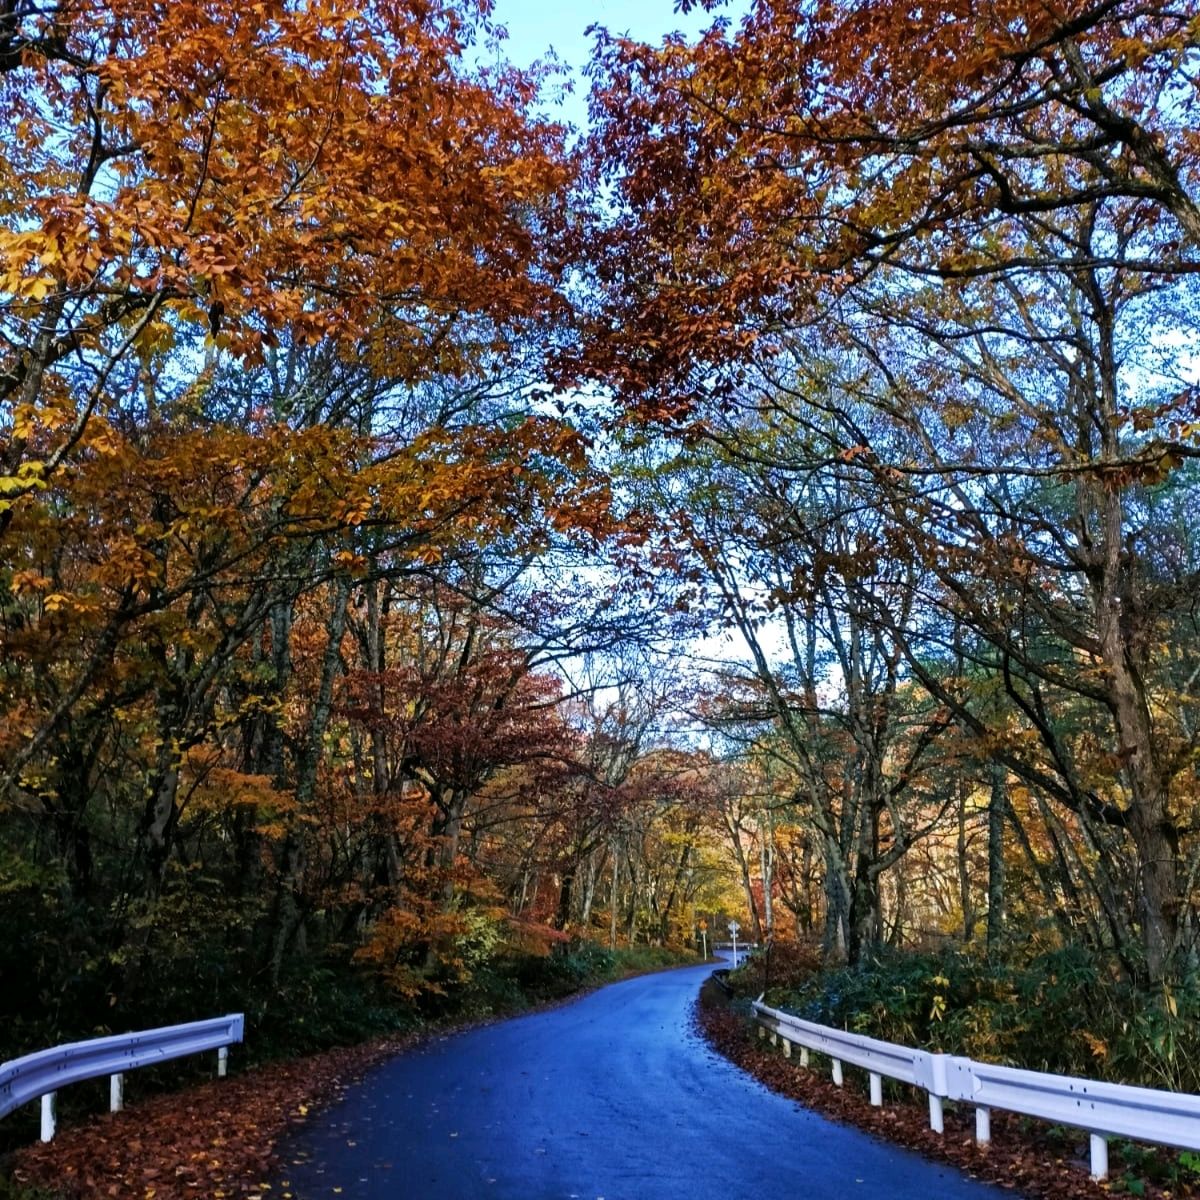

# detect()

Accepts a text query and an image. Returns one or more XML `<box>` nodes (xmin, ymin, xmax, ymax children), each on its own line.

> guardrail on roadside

<box><xmin>751</xmin><ymin>998</ymin><xmax>1200</xmax><ymax>1181</ymax></box>
<box><xmin>0</xmin><ymin>1014</ymin><xmax>245</xmax><ymax>1142</ymax></box>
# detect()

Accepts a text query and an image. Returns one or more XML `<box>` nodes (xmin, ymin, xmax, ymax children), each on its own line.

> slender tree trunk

<box><xmin>889</xmin><ymin>854</ymin><xmax>907</xmax><ymax>948</ymax></box>
<box><xmin>269</xmin><ymin>575</ymin><xmax>349</xmax><ymax>987</ymax></box>
<box><xmin>957</xmin><ymin>779</ymin><xmax>976</xmax><ymax>944</ymax></box>
<box><xmin>581</xmin><ymin>849</ymin><xmax>601</xmax><ymax>928</ymax></box>
<box><xmin>1092</xmin><ymin>305</ymin><xmax>1179</xmax><ymax>984</ymax></box>
<box><xmin>555</xmin><ymin>868</ymin><xmax>574</xmax><ymax>932</ymax></box>
<box><xmin>609</xmin><ymin>840</ymin><xmax>620</xmax><ymax>948</ymax></box>
<box><xmin>759</xmin><ymin>817</ymin><xmax>774</xmax><ymax>942</ymax></box>
<box><xmin>823</xmin><ymin>835</ymin><xmax>851</xmax><ymax>963</ymax></box>
<box><xmin>986</xmin><ymin>762</ymin><xmax>1007</xmax><ymax>951</ymax></box>
<box><xmin>726</xmin><ymin>815</ymin><xmax>762</xmax><ymax>941</ymax></box>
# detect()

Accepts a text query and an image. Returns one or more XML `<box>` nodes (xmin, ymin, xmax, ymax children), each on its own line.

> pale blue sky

<box><xmin>485</xmin><ymin>0</ymin><xmax>728</xmax><ymax>129</ymax></box>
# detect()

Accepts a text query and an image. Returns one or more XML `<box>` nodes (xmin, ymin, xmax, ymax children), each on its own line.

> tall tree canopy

<box><xmin>583</xmin><ymin>0</ymin><xmax>1200</xmax><ymax>985</ymax></box>
<box><xmin>5</xmin><ymin>0</ymin><xmax>1200</xmax><ymax>1107</ymax></box>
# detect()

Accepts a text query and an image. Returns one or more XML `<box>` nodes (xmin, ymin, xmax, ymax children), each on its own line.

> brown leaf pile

<box><xmin>695</xmin><ymin>981</ymin><xmax>1197</xmax><ymax>1200</ymax></box>
<box><xmin>2</xmin><ymin>1034</ymin><xmax>412</xmax><ymax>1200</ymax></box>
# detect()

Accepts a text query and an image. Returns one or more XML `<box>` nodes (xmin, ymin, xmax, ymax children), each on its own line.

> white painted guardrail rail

<box><xmin>0</xmin><ymin>1014</ymin><xmax>245</xmax><ymax>1142</ymax></box>
<box><xmin>752</xmin><ymin>997</ymin><xmax>1200</xmax><ymax>1180</ymax></box>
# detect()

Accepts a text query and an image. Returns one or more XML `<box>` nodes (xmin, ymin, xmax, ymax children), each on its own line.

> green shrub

<box><xmin>730</xmin><ymin>942</ymin><xmax>1200</xmax><ymax>1093</ymax></box>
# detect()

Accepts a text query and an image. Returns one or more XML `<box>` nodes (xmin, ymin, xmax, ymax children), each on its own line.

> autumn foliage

<box><xmin>0</xmin><ymin>0</ymin><xmax>731</xmax><ymax>1134</ymax></box>
<box><xmin>3</xmin><ymin>0</ymin><xmax>1200</xmax><ymax>1186</ymax></box>
<box><xmin>580</xmin><ymin>0</ymin><xmax>1200</xmax><ymax>997</ymax></box>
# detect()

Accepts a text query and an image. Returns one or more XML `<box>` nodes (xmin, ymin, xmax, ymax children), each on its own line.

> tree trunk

<box><xmin>986</xmin><ymin>762</ymin><xmax>1007</xmax><ymax>951</ymax></box>
<box><xmin>609</xmin><ymin>841</ymin><xmax>620</xmax><ymax>948</ymax></box>
<box><xmin>268</xmin><ymin>575</ymin><xmax>349</xmax><ymax>987</ymax></box>
<box><xmin>580</xmin><ymin>849</ymin><xmax>602</xmax><ymax>928</ymax></box>
<box><xmin>823</xmin><ymin>835</ymin><xmax>851</xmax><ymax>963</ymax></box>
<box><xmin>758</xmin><ymin>819</ymin><xmax>774</xmax><ymax>942</ymax></box>
<box><xmin>555</xmin><ymin>868</ymin><xmax>574</xmax><ymax>932</ymax></box>
<box><xmin>957</xmin><ymin>779</ymin><xmax>976</xmax><ymax>944</ymax></box>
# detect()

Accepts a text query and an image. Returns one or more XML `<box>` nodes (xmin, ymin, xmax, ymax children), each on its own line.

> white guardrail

<box><xmin>0</xmin><ymin>1014</ymin><xmax>245</xmax><ymax>1142</ymax></box>
<box><xmin>752</xmin><ymin>998</ymin><xmax>1200</xmax><ymax>1181</ymax></box>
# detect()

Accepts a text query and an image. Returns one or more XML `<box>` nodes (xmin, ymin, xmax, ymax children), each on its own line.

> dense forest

<box><xmin>2</xmin><ymin>0</ymin><xmax>1199</xmax><ymax>1102</ymax></box>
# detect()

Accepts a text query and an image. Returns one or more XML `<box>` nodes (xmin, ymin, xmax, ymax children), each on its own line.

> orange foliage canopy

<box><xmin>1</xmin><ymin>0</ymin><xmax>570</xmax><ymax>502</ymax></box>
<box><xmin>580</xmin><ymin>0</ymin><xmax>1199</xmax><ymax>413</ymax></box>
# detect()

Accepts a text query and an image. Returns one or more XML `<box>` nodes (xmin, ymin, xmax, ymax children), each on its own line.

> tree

<box><xmin>0</xmin><ymin>0</ymin><xmax>671</xmax><ymax>1049</ymax></box>
<box><xmin>583</xmin><ymin>0</ymin><xmax>1200</xmax><ymax>984</ymax></box>
<box><xmin>2</xmin><ymin>0</ymin><xmax>571</xmax><ymax>509</ymax></box>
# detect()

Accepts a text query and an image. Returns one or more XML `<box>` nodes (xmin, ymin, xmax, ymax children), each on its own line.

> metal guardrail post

<box><xmin>218</xmin><ymin>1046</ymin><xmax>229</xmax><ymax>1078</ymax></box>
<box><xmin>976</xmin><ymin>1105</ymin><xmax>990</xmax><ymax>1145</ymax></box>
<box><xmin>110</xmin><ymin>1073</ymin><xmax>124</xmax><ymax>1113</ymax></box>
<box><xmin>1090</xmin><ymin>1134</ymin><xmax>1108</xmax><ymax>1181</ymax></box>
<box><xmin>39</xmin><ymin>1093</ymin><xmax>55</xmax><ymax>1143</ymax></box>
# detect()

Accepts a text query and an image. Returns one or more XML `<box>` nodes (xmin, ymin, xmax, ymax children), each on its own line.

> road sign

<box><xmin>728</xmin><ymin>920</ymin><xmax>740</xmax><ymax>935</ymax></box>
<box><xmin>699</xmin><ymin>920</ymin><xmax>707</xmax><ymax>931</ymax></box>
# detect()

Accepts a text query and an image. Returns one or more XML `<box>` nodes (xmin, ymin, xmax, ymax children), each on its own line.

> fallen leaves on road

<box><xmin>696</xmin><ymin>980</ymin><xmax>1196</xmax><ymax>1200</ymax></box>
<box><xmin>3</xmin><ymin>1035</ymin><xmax>412</xmax><ymax>1199</ymax></box>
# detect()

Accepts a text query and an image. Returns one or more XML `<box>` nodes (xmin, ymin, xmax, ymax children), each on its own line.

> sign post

<box><xmin>699</xmin><ymin>919</ymin><xmax>708</xmax><ymax>961</ymax></box>
<box><xmin>728</xmin><ymin>920</ymin><xmax>740</xmax><ymax>967</ymax></box>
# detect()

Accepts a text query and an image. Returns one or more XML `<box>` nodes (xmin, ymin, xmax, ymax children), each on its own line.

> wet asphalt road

<box><xmin>278</xmin><ymin>960</ymin><xmax>1011</xmax><ymax>1200</ymax></box>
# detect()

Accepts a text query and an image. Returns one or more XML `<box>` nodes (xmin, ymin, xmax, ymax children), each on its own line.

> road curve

<box><xmin>278</xmin><ymin>961</ymin><xmax>1010</xmax><ymax>1199</ymax></box>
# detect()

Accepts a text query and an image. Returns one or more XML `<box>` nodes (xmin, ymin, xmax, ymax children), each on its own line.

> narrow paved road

<box><xmin>279</xmin><ymin>962</ymin><xmax>1009</xmax><ymax>1199</ymax></box>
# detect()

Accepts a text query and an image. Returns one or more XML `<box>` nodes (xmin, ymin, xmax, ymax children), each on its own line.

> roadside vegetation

<box><xmin>699</xmin><ymin>972</ymin><xmax>1199</xmax><ymax>1200</ymax></box>
<box><xmin>0</xmin><ymin>936</ymin><xmax>697</xmax><ymax>1159</ymax></box>
<box><xmin>726</xmin><ymin>941</ymin><xmax>1200</xmax><ymax>1094</ymax></box>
